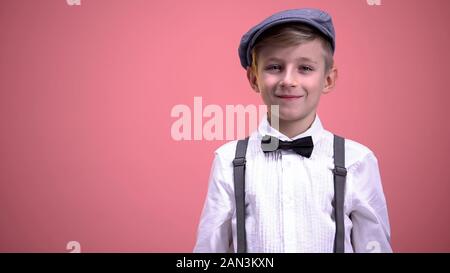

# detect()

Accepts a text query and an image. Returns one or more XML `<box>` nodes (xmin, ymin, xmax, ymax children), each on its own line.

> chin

<box><xmin>276</xmin><ymin>111</ymin><xmax>305</xmax><ymax>123</ymax></box>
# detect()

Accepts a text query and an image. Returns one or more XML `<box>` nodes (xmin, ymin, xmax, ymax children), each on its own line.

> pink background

<box><xmin>1</xmin><ymin>0</ymin><xmax>449</xmax><ymax>252</ymax></box>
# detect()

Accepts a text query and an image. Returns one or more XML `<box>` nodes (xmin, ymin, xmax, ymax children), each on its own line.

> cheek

<box><xmin>303</xmin><ymin>74</ymin><xmax>326</xmax><ymax>92</ymax></box>
<box><xmin>258</xmin><ymin>74</ymin><xmax>279</xmax><ymax>89</ymax></box>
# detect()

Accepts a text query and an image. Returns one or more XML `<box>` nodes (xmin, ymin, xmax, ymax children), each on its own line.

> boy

<box><xmin>194</xmin><ymin>8</ymin><xmax>391</xmax><ymax>253</ymax></box>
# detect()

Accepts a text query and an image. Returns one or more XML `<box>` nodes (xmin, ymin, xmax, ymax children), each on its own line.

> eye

<box><xmin>265</xmin><ymin>64</ymin><xmax>282</xmax><ymax>72</ymax></box>
<box><xmin>299</xmin><ymin>65</ymin><xmax>314</xmax><ymax>72</ymax></box>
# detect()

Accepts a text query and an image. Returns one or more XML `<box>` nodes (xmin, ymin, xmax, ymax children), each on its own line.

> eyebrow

<box><xmin>264</xmin><ymin>57</ymin><xmax>318</xmax><ymax>64</ymax></box>
<box><xmin>296</xmin><ymin>57</ymin><xmax>318</xmax><ymax>64</ymax></box>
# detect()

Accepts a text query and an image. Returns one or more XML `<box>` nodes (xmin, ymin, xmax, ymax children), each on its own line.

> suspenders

<box><xmin>332</xmin><ymin>135</ymin><xmax>347</xmax><ymax>253</ymax></box>
<box><xmin>232</xmin><ymin>135</ymin><xmax>347</xmax><ymax>253</ymax></box>
<box><xmin>232</xmin><ymin>137</ymin><xmax>250</xmax><ymax>253</ymax></box>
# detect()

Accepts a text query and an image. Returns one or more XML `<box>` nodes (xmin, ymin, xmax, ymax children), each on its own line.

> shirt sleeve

<box><xmin>193</xmin><ymin>153</ymin><xmax>235</xmax><ymax>253</ymax></box>
<box><xmin>349</xmin><ymin>152</ymin><xmax>392</xmax><ymax>253</ymax></box>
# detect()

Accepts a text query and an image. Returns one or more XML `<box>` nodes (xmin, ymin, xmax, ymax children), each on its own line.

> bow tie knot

<box><xmin>261</xmin><ymin>135</ymin><xmax>314</xmax><ymax>158</ymax></box>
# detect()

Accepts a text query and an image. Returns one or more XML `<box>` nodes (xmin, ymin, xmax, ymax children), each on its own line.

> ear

<box><xmin>322</xmin><ymin>65</ymin><xmax>338</xmax><ymax>94</ymax></box>
<box><xmin>246</xmin><ymin>67</ymin><xmax>260</xmax><ymax>93</ymax></box>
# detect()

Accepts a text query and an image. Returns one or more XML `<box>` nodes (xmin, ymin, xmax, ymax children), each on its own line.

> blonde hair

<box><xmin>250</xmin><ymin>23</ymin><xmax>334</xmax><ymax>73</ymax></box>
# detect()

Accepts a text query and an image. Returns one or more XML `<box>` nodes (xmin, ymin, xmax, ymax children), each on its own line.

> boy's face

<box><xmin>247</xmin><ymin>39</ymin><xmax>337</xmax><ymax>125</ymax></box>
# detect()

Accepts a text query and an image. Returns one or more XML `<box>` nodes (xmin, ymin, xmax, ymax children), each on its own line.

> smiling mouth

<box><xmin>276</xmin><ymin>95</ymin><xmax>304</xmax><ymax>100</ymax></box>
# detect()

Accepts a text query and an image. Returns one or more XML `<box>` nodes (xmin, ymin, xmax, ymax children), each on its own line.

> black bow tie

<box><xmin>261</xmin><ymin>135</ymin><xmax>314</xmax><ymax>158</ymax></box>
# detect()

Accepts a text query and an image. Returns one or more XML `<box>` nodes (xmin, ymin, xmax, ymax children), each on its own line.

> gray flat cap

<box><xmin>238</xmin><ymin>8</ymin><xmax>336</xmax><ymax>69</ymax></box>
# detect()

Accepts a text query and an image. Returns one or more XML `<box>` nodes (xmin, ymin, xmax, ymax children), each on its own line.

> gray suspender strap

<box><xmin>233</xmin><ymin>137</ymin><xmax>249</xmax><ymax>253</ymax></box>
<box><xmin>333</xmin><ymin>134</ymin><xmax>347</xmax><ymax>253</ymax></box>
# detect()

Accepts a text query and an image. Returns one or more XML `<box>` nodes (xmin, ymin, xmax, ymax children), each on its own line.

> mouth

<box><xmin>275</xmin><ymin>94</ymin><xmax>304</xmax><ymax>100</ymax></box>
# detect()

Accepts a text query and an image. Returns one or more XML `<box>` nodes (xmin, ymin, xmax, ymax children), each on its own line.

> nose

<box><xmin>280</xmin><ymin>67</ymin><xmax>298</xmax><ymax>88</ymax></box>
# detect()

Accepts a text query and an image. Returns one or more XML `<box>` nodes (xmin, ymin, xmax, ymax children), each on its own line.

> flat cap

<box><xmin>238</xmin><ymin>8</ymin><xmax>335</xmax><ymax>69</ymax></box>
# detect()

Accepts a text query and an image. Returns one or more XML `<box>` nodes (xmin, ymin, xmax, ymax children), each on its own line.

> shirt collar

<box><xmin>257</xmin><ymin>113</ymin><xmax>325</xmax><ymax>145</ymax></box>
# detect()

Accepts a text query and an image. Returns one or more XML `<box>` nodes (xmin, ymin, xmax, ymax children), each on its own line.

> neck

<box><xmin>269</xmin><ymin>112</ymin><xmax>316</xmax><ymax>139</ymax></box>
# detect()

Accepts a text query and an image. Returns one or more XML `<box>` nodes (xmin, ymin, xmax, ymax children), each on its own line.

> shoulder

<box><xmin>213</xmin><ymin>132</ymin><xmax>260</xmax><ymax>168</ymax></box>
<box><xmin>214</xmin><ymin>139</ymin><xmax>239</xmax><ymax>162</ymax></box>
<box><xmin>343</xmin><ymin>136</ymin><xmax>379</xmax><ymax>170</ymax></box>
<box><xmin>213</xmin><ymin>138</ymin><xmax>245</xmax><ymax>172</ymax></box>
<box><xmin>323</xmin><ymin>130</ymin><xmax>378</xmax><ymax>168</ymax></box>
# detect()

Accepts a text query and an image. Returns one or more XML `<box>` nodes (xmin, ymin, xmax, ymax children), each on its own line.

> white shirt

<box><xmin>194</xmin><ymin>115</ymin><xmax>392</xmax><ymax>253</ymax></box>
